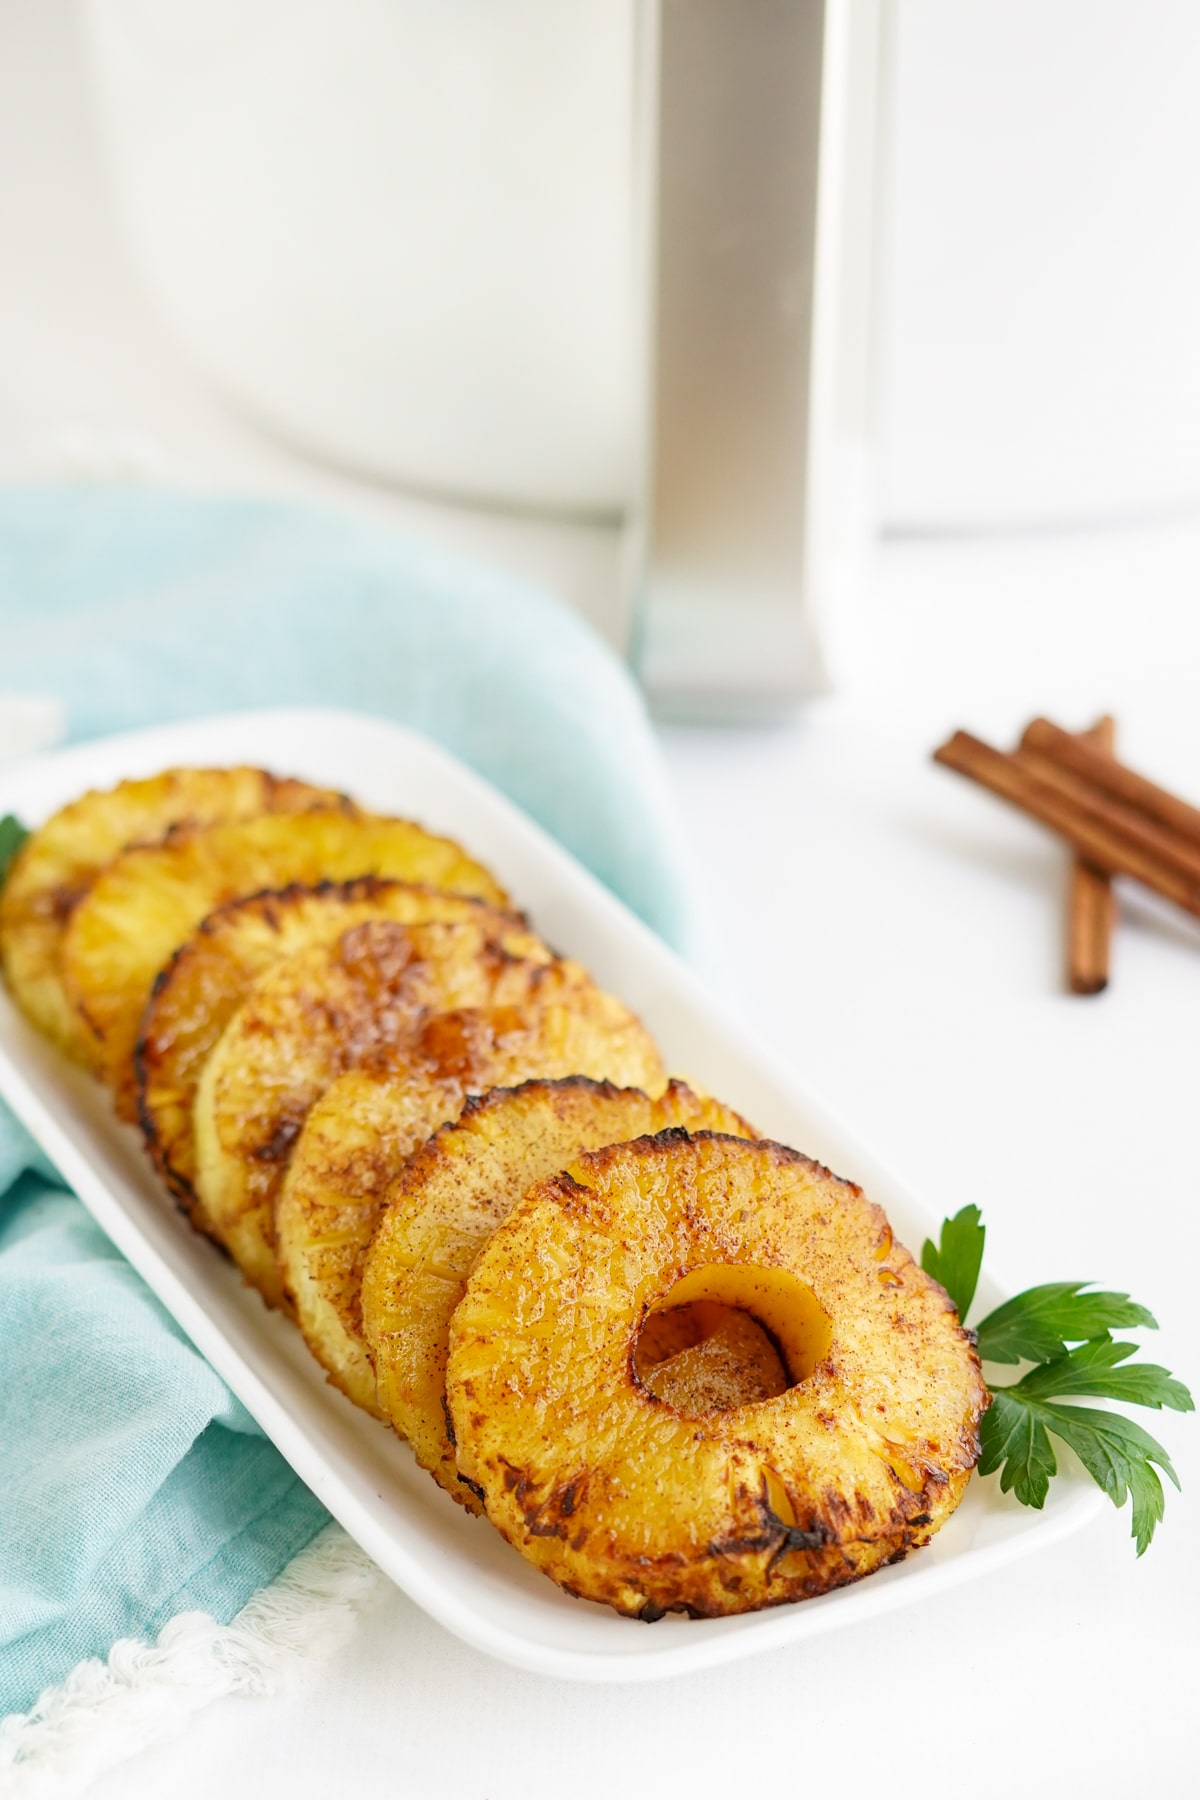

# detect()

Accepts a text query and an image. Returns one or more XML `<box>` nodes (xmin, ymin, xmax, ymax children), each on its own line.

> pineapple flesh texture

<box><xmin>0</xmin><ymin>767</ymin><xmax>340</xmax><ymax>1060</ymax></box>
<box><xmin>137</xmin><ymin>878</ymin><xmax>535</xmax><ymax>1232</ymax></box>
<box><xmin>280</xmin><ymin>1053</ymin><xmax>677</xmax><ymax>1420</ymax></box>
<box><xmin>194</xmin><ymin>918</ymin><xmax>664</xmax><ymax>1312</ymax></box>
<box><xmin>61</xmin><ymin>809</ymin><xmax>509</xmax><ymax>1113</ymax></box>
<box><xmin>447</xmin><ymin>1131</ymin><xmax>988</xmax><ymax>1619</ymax></box>
<box><xmin>278</xmin><ymin>1068</ymin><xmax>467</xmax><ymax>1415</ymax></box>
<box><xmin>361</xmin><ymin>1078</ymin><xmax>754</xmax><ymax>1505</ymax></box>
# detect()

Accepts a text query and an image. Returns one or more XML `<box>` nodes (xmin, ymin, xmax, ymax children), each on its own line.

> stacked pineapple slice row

<box><xmin>0</xmin><ymin>766</ymin><xmax>987</xmax><ymax>1619</ymax></box>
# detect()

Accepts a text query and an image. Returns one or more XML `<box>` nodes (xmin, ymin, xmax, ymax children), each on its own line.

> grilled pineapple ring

<box><xmin>195</xmin><ymin>919</ymin><xmax>664</xmax><ymax>1310</ymax></box>
<box><xmin>137</xmin><ymin>878</ymin><xmax>534</xmax><ymax>1226</ymax></box>
<box><xmin>361</xmin><ymin>1077</ymin><xmax>755</xmax><ymax>1505</ymax></box>
<box><xmin>279</xmin><ymin>1066</ymin><xmax>678</xmax><ymax>1420</ymax></box>
<box><xmin>447</xmin><ymin>1132</ymin><xmax>987</xmax><ymax>1619</ymax></box>
<box><xmin>265</xmin><ymin>973</ymin><xmax>668</xmax><ymax>1350</ymax></box>
<box><xmin>62</xmin><ymin>809</ymin><xmax>508</xmax><ymax>1113</ymax></box>
<box><xmin>193</xmin><ymin>914</ymin><xmax>555</xmax><ymax>1308</ymax></box>
<box><xmin>0</xmin><ymin>767</ymin><xmax>340</xmax><ymax>1059</ymax></box>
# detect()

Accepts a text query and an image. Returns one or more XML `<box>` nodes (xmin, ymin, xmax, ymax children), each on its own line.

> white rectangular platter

<box><xmin>0</xmin><ymin>707</ymin><xmax>1101</xmax><ymax>1681</ymax></box>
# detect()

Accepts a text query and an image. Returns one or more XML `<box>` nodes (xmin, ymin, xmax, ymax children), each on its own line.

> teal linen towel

<box><xmin>0</xmin><ymin>1181</ymin><xmax>327</xmax><ymax>1717</ymax></box>
<box><xmin>0</xmin><ymin>486</ymin><xmax>698</xmax><ymax>955</ymax></box>
<box><xmin>0</xmin><ymin>486</ymin><xmax>699</xmax><ymax>1718</ymax></box>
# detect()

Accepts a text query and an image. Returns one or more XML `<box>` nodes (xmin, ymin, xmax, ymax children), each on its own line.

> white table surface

<box><xmin>4</xmin><ymin>5</ymin><xmax>1198</xmax><ymax>1796</ymax></box>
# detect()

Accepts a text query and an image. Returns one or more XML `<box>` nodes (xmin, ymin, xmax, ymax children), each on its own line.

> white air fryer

<box><xmin>79</xmin><ymin>1</ymin><xmax>873</xmax><ymax>714</ymax></box>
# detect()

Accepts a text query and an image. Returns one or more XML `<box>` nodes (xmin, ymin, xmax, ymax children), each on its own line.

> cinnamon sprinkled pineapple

<box><xmin>447</xmin><ymin>1132</ymin><xmax>987</xmax><ymax>1617</ymax></box>
<box><xmin>62</xmin><ymin>809</ymin><xmax>509</xmax><ymax>1112</ymax></box>
<box><xmin>0</xmin><ymin>767</ymin><xmax>341</xmax><ymax>1058</ymax></box>
<box><xmin>361</xmin><ymin>1077</ymin><xmax>753</xmax><ymax>1497</ymax></box>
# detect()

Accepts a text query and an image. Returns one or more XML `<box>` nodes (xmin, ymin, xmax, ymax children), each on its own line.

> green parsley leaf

<box><xmin>1035</xmin><ymin>1402</ymin><xmax>1178</xmax><ymax>1556</ymax></box>
<box><xmin>0</xmin><ymin>814</ymin><xmax>28</xmax><ymax>887</ymax></box>
<box><xmin>974</xmin><ymin>1282</ymin><xmax>1157</xmax><ymax>1365</ymax></box>
<box><xmin>1124</xmin><ymin>1456</ymin><xmax>1170</xmax><ymax>1559</ymax></box>
<box><xmin>981</xmin><ymin>1338</ymin><xmax>1193</xmax><ymax>1549</ymax></box>
<box><xmin>978</xmin><ymin>1388</ymin><xmax>1058</xmax><ymax>1509</ymax></box>
<box><xmin>929</xmin><ymin>1208</ymin><xmax>1190</xmax><ymax>1551</ymax></box>
<box><xmin>920</xmin><ymin>1203</ymin><xmax>985</xmax><ymax>1318</ymax></box>
<box><xmin>1010</xmin><ymin>1338</ymin><xmax>1194</xmax><ymax>1413</ymax></box>
<box><xmin>979</xmin><ymin>1388</ymin><xmax>1180</xmax><ymax>1551</ymax></box>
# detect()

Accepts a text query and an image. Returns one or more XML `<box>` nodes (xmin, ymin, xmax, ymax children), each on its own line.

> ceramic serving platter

<box><xmin>0</xmin><ymin>707</ymin><xmax>1102</xmax><ymax>1681</ymax></box>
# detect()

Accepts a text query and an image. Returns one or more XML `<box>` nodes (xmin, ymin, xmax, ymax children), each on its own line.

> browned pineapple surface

<box><xmin>62</xmin><ymin>809</ymin><xmax>508</xmax><ymax>1111</ymax></box>
<box><xmin>194</xmin><ymin>914</ymin><xmax>554</xmax><ymax>1308</ymax></box>
<box><xmin>195</xmin><ymin>919</ymin><xmax>664</xmax><ymax>1311</ymax></box>
<box><xmin>446</xmin><ymin>1131</ymin><xmax>987</xmax><ymax>1618</ymax></box>
<box><xmin>280</xmin><ymin>1064</ymin><xmax>681</xmax><ymax>1419</ymax></box>
<box><xmin>0</xmin><ymin>767</ymin><xmax>340</xmax><ymax>1058</ymax></box>
<box><xmin>277</xmin><ymin>1067</ymin><xmax>467</xmax><ymax>1412</ymax></box>
<box><xmin>137</xmin><ymin>878</ymin><xmax>536</xmax><ymax>1228</ymax></box>
<box><xmin>361</xmin><ymin>1078</ymin><xmax>753</xmax><ymax>1503</ymax></box>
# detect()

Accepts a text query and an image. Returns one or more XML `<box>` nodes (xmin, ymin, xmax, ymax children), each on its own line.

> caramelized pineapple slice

<box><xmin>360</xmin><ymin>1078</ymin><xmax>754</xmax><ymax>1500</ymax></box>
<box><xmin>195</xmin><ymin>918</ymin><xmax>664</xmax><ymax>1311</ymax></box>
<box><xmin>0</xmin><ymin>767</ymin><xmax>341</xmax><ymax>1058</ymax></box>
<box><xmin>447</xmin><ymin>1132</ymin><xmax>987</xmax><ymax>1618</ymax></box>
<box><xmin>138</xmin><ymin>878</ymin><xmax>539</xmax><ymax>1231</ymax></box>
<box><xmin>277</xmin><ymin>1067</ymin><xmax>466</xmax><ymax>1413</ymax></box>
<box><xmin>61</xmin><ymin>809</ymin><xmax>508</xmax><ymax>1112</ymax></box>
<box><xmin>284</xmin><ymin>1072</ymin><xmax>724</xmax><ymax>1425</ymax></box>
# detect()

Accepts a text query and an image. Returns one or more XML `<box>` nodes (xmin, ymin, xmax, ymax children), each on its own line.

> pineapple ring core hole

<box><xmin>633</xmin><ymin>1264</ymin><xmax>833</xmax><ymax>1413</ymax></box>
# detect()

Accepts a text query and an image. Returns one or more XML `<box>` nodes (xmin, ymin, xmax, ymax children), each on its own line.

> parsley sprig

<box><xmin>922</xmin><ymin>1206</ymin><xmax>1192</xmax><ymax>1554</ymax></box>
<box><xmin>0</xmin><ymin>814</ymin><xmax>28</xmax><ymax>886</ymax></box>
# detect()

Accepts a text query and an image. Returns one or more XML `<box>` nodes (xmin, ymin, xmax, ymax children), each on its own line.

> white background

<box><xmin>879</xmin><ymin>0</ymin><xmax>1200</xmax><ymax>527</ymax></box>
<box><xmin>2</xmin><ymin>4</ymin><xmax>1198</xmax><ymax>1796</ymax></box>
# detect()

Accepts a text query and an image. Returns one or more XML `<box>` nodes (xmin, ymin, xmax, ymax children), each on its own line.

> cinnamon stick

<box><xmin>932</xmin><ymin>730</ymin><xmax>1200</xmax><ymax>921</ymax></box>
<box><xmin>1021</xmin><ymin>716</ymin><xmax>1200</xmax><ymax>849</ymax></box>
<box><xmin>1010</xmin><ymin>744</ymin><xmax>1200</xmax><ymax>883</ymax></box>
<box><xmin>1067</xmin><ymin>716</ymin><xmax>1115</xmax><ymax>995</ymax></box>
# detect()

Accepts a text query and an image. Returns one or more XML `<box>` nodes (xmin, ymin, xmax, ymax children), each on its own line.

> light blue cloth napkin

<box><xmin>0</xmin><ymin>485</ymin><xmax>699</xmax><ymax>1718</ymax></box>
